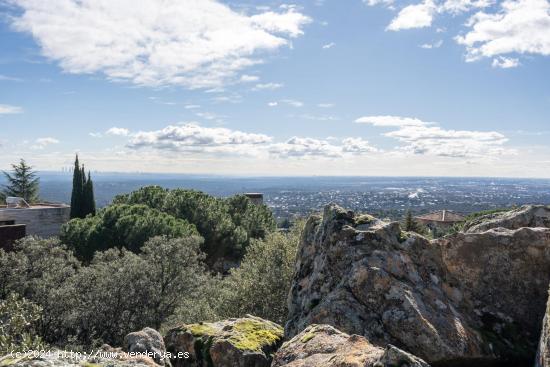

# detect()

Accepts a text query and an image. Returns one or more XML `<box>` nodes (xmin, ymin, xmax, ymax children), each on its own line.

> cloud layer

<box><xmin>122</xmin><ymin>123</ymin><xmax>378</xmax><ymax>159</ymax></box>
<box><xmin>368</xmin><ymin>0</ymin><xmax>550</xmax><ymax>67</ymax></box>
<box><xmin>356</xmin><ymin>115</ymin><xmax>513</xmax><ymax>158</ymax></box>
<box><xmin>8</xmin><ymin>0</ymin><xmax>311</xmax><ymax>89</ymax></box>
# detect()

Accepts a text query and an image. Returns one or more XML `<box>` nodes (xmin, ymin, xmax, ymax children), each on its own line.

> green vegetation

<box><xmin>0</xmin><ymin>236</ymin><xmax>206</xmax><ymax>347</ymax></box>
<box><xmin>70</xmin><ymin>155</ymin><xmax>96</xmax><ymax>219</ymax></box>
<box><xmin>61</xmin><ymin>204</ymin><xmax>198</xmax><ymax>261</ymax></box>
<box><xmin>0</xmin><ymin>293</ymin><xmax>45</xmax><ymax>354</ymax></box>
<box><xmin>0</xmin><ymin>184</ymin><xmax>297</xmax><ymax>350</ymax></box>
<box><xmin>1</xmin><ymin>159</ymin><xmax>39</xmax><ymax>203</ymax></box>
<box><xmin>112</xmin><ymin>186</ymin><xmax>276</xmax><ymax>263</ymax></box>
<box><xmin>171</xmin><ymin>222</ymin><xmax>303</xmax><ymax>326</ymax></box>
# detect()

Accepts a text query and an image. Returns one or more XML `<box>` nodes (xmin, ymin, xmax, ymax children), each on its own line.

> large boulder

<box><xmin>286</xmin><ymin>204</ymin><xmax>550</xmax><ymax>365</ymax></box>
<box><xmin>463</xmin><ymin>205</ymin><xmax>550</xmax><ymax>233</ymax></box>
<box><xmin>272</xmin><ymin>324</ymin><xmax>430</xmax><ymax>367</ymax></box>
<box><xmin>125</xmin><ymin>327</ymin><xmax>167</xmax><ymax>366</ymax></box>
<box><xmin>164</xmin><ymin>315</ymin><xmax>283</xmax><ymax>367</ymax></box>
<box><xmin>536</xmin><ymin>286</ymin><xmax>550</xmax><ymax>367</ymax></box>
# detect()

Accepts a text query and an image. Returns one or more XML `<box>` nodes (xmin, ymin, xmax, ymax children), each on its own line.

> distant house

<box><xmin>415</xmin><ymin>210</ymin><xmax>465</xmax><ymax>231</ymax></box>
<box><xmin>0</xmin><ymin>199</ymin><xmax>70</xmax><ymax>250</ymax></box>
<box><xmin>244</xmin><ymin>193</ymin><xmax>264</xmax><ymax>206</ymax></box>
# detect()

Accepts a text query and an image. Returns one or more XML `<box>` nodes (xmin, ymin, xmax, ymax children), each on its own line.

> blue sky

<box><xmin>0</xmin><ymin>0</ymin><xmax>549</xmax><ymax>176</ymax></box>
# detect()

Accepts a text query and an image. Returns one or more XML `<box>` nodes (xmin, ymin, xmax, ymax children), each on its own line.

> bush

<box><xmin>60</xmin><ymin>204</ymin><xmax>198</xmax><ymax>261</ymax></box>
<box><xmin>0</xmin><ymin>293</ymin><xmax>44</xmax><ymax>354</ymax></box>
<box><xmin>170</xmin><ymin>222</ymin><xmax>303</xmax><ymax>326</ymax></box>
<box><xmin>1</xmin><ymin>236</ymin><xmax>207</xmax><ymax>348</ymax></box>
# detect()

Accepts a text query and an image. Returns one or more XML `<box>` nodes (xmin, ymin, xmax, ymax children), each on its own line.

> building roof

<box><xmin>0</xmin><ymin>203</ymin><xmax>69</xmax><ymax>211</ymax></box>
<box><xmin>415</xmin><ymin>210</ymin><xmax>465</xmax><ymax>223</ymax></box>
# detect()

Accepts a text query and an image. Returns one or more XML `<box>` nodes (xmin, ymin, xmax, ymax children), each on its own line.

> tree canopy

<box><xmin>60</xmin><ymin>203</ymin><xmax>198</xmax><ymax>261</ymax></box>
<box><xmin>1</xmin><ymin>159</ymin><xmax>39</xmax><ymax>203</ymax></box>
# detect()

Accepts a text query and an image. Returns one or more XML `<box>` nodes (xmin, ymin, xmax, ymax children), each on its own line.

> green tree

<box><xmin>404</xmin><ymin>209</ymin><xmax>418</xmax><ymax>232</ymax></box>
<box><xmin>70</xmin><ymin>155</ymin><xmax>83</xmax><ymax>218</ymax></box>
<box><xmin>115</xmin><ymin>186</ymin><xmax>277</xmax><ymax>265</ymax></box>
<box><xmin>60</xmin><ymin>204</ymin><xmax>199</xmax><ymax>261</ymax></box>
<box><xmin>82</xmin><ymin>171</ymin><xmax>96</xmax><ymax>217</ymax></box>
<box><xmin>2</xmin><ymin>159</ymin><xmax>40</xmax><ymax>203</ymax></box>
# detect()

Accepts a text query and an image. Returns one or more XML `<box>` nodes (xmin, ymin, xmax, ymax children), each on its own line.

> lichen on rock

<box><xmin>164</xmin><ymin>315</ymin><xmax>283</xmax><ymax>367</ymax></box>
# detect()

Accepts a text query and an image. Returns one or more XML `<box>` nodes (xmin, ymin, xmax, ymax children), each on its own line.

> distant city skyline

<box><xmin>1</xmin><ymin>0</ymin><xmax>549</xmax><ymax>177</ymax></box>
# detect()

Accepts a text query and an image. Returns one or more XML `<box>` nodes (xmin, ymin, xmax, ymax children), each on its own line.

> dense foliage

<box><xmin>61</xmin><ymin>204</ymin><xmax>198</xmax><ymax>261</ymax></box>
<box><xmin>0</xmin><ymin>222</ymin><xmax>301</xmax><ymax>349</ymax></box>
<box><xmin>170</xmin><ymin>222</ymin><xmax>303</xmax><ymax>326</ymax></box>
<box><xmin>0</xmin><ymin>236</ymin><xmax>206</xmax><ymax>347</ymax></box>
<box><xmin>70</xmin><ymin>155</ymin><xmax>96</xmax><ymax>219</ymax></box>
<box><xmin>0</xmin><ymin>293</ymin><xmax>45</xmax><ymax>354</ymax></box>
<box><xmin>1</xmin><ymin>159</ymin><xmax>40</xmax><ymax>203</ymax></box>
<box><xmin>113</xmin><ymin>186</ymin><xmax>276</xmax><ymax>263</ymax></box>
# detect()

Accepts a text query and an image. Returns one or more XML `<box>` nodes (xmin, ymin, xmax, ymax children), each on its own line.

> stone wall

<box><xmin>0</xmin><ymin>205</ymin><xmax>70</xmax><ymax>238</ymax></box>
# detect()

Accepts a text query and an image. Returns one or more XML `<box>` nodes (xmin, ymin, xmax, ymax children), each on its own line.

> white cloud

<box><xmin>184</xmin><ymin>105</ymin><xmax>201</xmax><ymax>109</ymax></box>
<box><xmin>9</xmin><ymin>0</ymin><xmax>311</xmax><ymax>89</ymax></box>
<box><xmin>268</xmin><ymin>102</ymin><xmax>278</xmax><ymax>107</ymax></box>
<box><xmin>322</xmin><ymin>42</ymin><xmax>336</xmax><ymax>49</ymax></box>
<box><xmin>387</xmin><ymin>0</ymin><xmax>437</xmax><ymax>31</ymax></box>
<box><xmin>33</xmin><ymin>137</ymin><xmax>59</xmax><ymax>149</ymax></box>
<box><xmin>280</xmin><ymin>99</ymin><xmax>304</xmax><ymax>107</ymax></box>
<box><xmin>492</xmin><ymin>56</ymin><xmax>520</xmax><ymax>68</ymax></box>
<box><xmin>269</xmin><ymin>137</ymin><xmax>344</xmax><ymax>158</ymax></box>
<box><xmin>356</xmin><ymin>115</ymin><xmax>513</xmax><ymax>158</ymax></box>
<box><xmin>240</xmin><ymin>75</ymin><xmax>260</xmax><ymax>82</ymax></box>
<box><xmin>89</xmin><ymin>132</ymin><xmax>102</xmax><ymax>138</ymax></box>
<box><xmin>420</xmin><ymin>40</ymin><xmax>444</xmax><ymax>49</ymax></box>
<box><xmin>441</xmin><ymin>0</ymin><xmax>494</xmax><ymax>14</ymax></box>
<box><xmin>106</xmin><ymin>127</ymin><xmax>130</xmax><ymax>136</ymax></box>
<box><xmin>342</xmin><ymin>138</ymin><xmax>379</xmax><ymax>153</ymax></box>
<box><xmin>128</xmin><ymin>124</ymin><xmax>272</xmax><ymax>154</ymax></box>
<box><xmin>0</xmin><ymin>75</ymin><xmax>22</xmax><ymax>82</ymax></box>
<box><xmin>318</xmin><ymin>103</ymin><xmax>334</xmax><ymax>108</ymax></box>
<box><xmin>253</xmin><ymin>82</ymin><xmax>284</xmax><ymax>91</ymax></box>
<box><xmin>363</xmin><ymin>0</ymin><xmax>394</xmax><ymax>6</ymax></box>
<box><xmin>355</xmin><ymin>115</ymin><xmax>431</xmax><ymax>127</ymax></box>
<box><xmin>298</xmin><ymin>114</ymin><xmax>339</xmax><ymax>121</ymax></box>
<box><xmin>455</xmin><ymin>0</ymin><xmax>550</xmax><ymax>63</ymax></box>
<box><xmin>0</xmin><ymin>104</ymin><xmax>23</xmax><ymax>114</ymax></box>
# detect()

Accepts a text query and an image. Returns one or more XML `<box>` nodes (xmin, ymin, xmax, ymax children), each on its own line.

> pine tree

<box><xmin>404</xmin><ymin>209</ymin><xmax>418</xmax><ymax>232</ymax></box>
<box><xmin>2</xmin><ymin>159</ymin><xmax>40</xmax><ymax>203</ymax></box>
<box><xmin>70</xmin><ymin>155</ymin><xmax>83</xmax><ymax>218</ymax></box>
<box><xmin>82</xmin><ymin>171</ymin><xmax>96</xmax><ymax>217</ymax></box>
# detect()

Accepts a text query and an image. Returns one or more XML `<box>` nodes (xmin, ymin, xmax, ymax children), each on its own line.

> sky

<box><xmin>0</xmin><ymin>0</ymin><xmax>549</xmax><ymax>177</ymax></box>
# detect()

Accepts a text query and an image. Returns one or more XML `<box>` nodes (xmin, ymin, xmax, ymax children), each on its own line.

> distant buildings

<box><xmin>244</xmin><ymin>193</ymin><xmax>264</xmax><ymax>206</ymax></box>
<box><xmin>0</xmin><ymin>200</ymin><xmax>70</xmax><ymax>250</ymax></box>
<box><xmin>415</xmin><ymin>210</ymin><xmax>465</xmax><ymax>231</ymax></box>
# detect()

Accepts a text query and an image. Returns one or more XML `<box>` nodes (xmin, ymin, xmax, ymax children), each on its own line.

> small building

<box><xmin>0</xmin><ymin>200</ymin><xmax>70</xmax><ymax>241</ymax></box>
<box><xmin>414</xmin><ymin>210</ymin><xmax>465</xmax><ymax>231</ymax></box>
<box><xmin>244</xmin><ymin>193</ymin><xmax>264</xmax><ymax>206</ymax></box>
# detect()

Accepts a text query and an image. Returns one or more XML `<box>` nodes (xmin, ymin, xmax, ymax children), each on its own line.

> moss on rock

<box><xmin>228</xmin><ymin>319</ymin><xmax>283</xmax><ymax>352</ymax></box>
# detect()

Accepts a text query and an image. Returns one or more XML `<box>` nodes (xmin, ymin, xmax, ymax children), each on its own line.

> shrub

<box><xmin>0</xmin><ymin>293</ymin><xmax>44</xmax><ymax>354</ymax></box>
<box><xmin>170</xmin><ymin>222</ymin><xmax>303</xmax><ymax>326</ymax></box>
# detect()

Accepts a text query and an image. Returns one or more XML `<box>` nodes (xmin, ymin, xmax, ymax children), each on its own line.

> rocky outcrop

<box><xmin>286</xmin><ymin>204</ymin><xmax>550</xmax><ymax>365</ymax></box>
<box><xmin>164</xmin><ymin>315</ymin><xmax>283</xmax><ymax>367</ymax></box>
<box><xmin>272</xmin><ymin>324</ymin><xmax>429</xmax><ymax>367</ymax></box>
<box><xmin>536</xmin><ymin>286</ymin><xmax>550</xmax><ymax>367</ymax></box>
<box><xmin>463</xmin><ymin>205</ymin><xmax>550</xmax><ymax>233</ymax></box>
<box><xmin>125</xmin><ymin>327</ymin><xmax>167</xmax><ymax>366</ymax></box>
